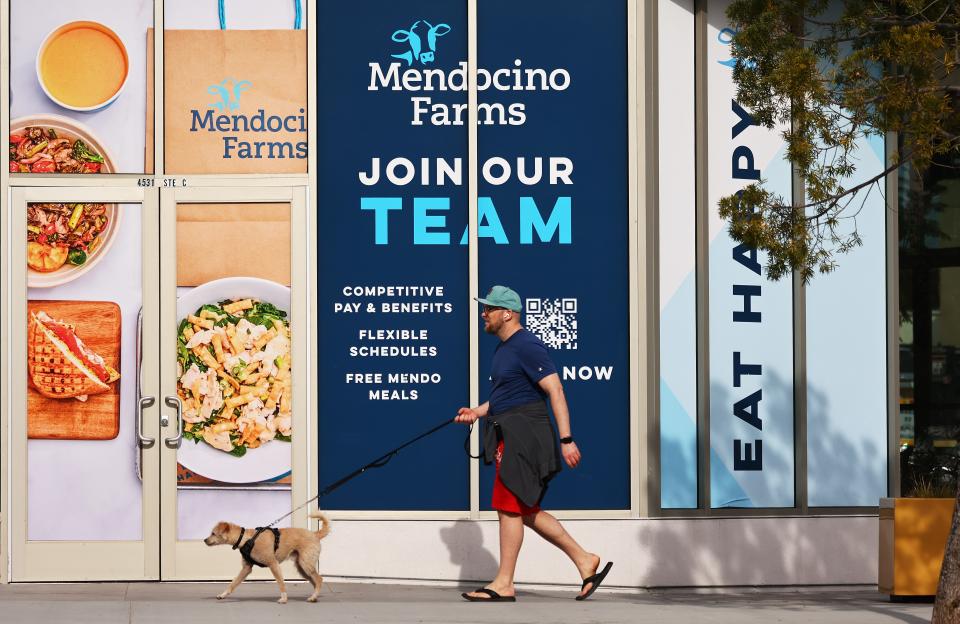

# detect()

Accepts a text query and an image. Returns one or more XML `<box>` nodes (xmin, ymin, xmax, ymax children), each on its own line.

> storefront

<box><xmin>0</xmin><ymin>0</ymin><xmax>900</xmax><ymax>586</ymax></box>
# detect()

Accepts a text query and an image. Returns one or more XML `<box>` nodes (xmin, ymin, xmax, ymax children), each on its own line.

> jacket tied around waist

<box><xmin>483</xmin><ymin>401</ymin><xmax>562</xmax><ymax>508</ymax></box>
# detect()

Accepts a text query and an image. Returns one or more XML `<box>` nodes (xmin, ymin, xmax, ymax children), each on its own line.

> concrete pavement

<box><xmin>0</xmin><ymin>581</ymin><xmax>933</xmax><ymax>623</ymax></box>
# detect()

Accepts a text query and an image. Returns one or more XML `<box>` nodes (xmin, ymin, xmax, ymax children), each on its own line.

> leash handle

<box><xmin>464</xmin><ymin>421</ymin><xmax>484</xmax><ymax>459</ymax></box>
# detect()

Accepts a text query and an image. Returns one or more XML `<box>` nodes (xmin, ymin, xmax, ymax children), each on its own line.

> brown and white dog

<box><xmin>204</xmin><ymin>511</ymin><xmax>331</xmax><ymax>603</ymax></box>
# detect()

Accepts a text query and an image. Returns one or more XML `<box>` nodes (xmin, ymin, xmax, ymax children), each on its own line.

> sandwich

<box><xmin>28</xmin><ymin>311</ymin><xmax>119</xmax><ymax>401</ymax></box>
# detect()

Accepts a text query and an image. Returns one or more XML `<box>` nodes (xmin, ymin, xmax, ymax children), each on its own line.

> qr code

<box><xmin>526</xmin><ymin>298</ymin><xmax>578</xmax><ymax>350</ymax></box>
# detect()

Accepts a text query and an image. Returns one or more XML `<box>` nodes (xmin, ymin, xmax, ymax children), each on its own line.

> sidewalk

<box><xmin>0</xmin><ymin>581</ymin><xmax>933</xmax><ymax>624</ymax></box>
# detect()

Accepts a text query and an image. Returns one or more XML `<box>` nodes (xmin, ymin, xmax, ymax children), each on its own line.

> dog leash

<box><xmin>255</xmin><ymin>416</ymin><xmax>460</xmax><ymax>531</ymax></box>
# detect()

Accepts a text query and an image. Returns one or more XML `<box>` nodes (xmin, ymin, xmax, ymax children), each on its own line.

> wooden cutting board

<box><xmin>27</xmin><ymin>300</ymin><xmax>122</xmax><ymax>440</ymax></box>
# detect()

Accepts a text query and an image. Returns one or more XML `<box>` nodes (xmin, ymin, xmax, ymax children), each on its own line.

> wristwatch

<box><xmin>560</xmin><ymin>436</ymin><xmax>574</xmax><ymax>444</ymax></box>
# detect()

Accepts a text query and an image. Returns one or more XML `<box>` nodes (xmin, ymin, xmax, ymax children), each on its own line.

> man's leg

<box><xmin>464</xmin><ymin>511</ymin><xmax>524</xmax><ymax>599</ymax></box>
<box><xmin>523</xmin><ymin>510</ymin><xmax>601</xmax><ymax>597</ymax></box>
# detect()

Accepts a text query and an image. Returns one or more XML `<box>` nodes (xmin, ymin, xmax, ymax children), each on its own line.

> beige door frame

<box><xmin>8</xmin><ymin>186</ymin><xmax>160</xmax><ymax>581</ymax></box>
<box><xmin>159</xmin><ymin>185</ymin><xmax>310</xmax><ymax>580</ymax></box>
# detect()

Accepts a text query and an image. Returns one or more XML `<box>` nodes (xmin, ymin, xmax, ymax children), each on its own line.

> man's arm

<box><xmin>538</xmin><ymin>373</ymin><xmax>581</xmax><ymax>468</ymax></box>
<box><xmin>454</xmin><ymin>401</ymin><xmax>489</xmax><ymax>424</ymax></box>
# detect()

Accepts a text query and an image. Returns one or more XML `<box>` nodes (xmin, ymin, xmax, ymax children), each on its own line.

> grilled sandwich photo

<box><xmin>28</xmin><ymin>310</ymin><xmax>120</xmax><ymax>401</ymax></box>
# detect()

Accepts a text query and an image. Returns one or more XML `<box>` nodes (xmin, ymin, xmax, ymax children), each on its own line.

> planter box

<box><xmin>879</xmin><ymin>497</ymin><xmax>954</xmax><ymax>597</ymax></box>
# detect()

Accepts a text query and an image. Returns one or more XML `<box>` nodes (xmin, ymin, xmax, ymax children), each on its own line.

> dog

<box><xmin>204</xmin><ymin>511</ymin><xmax>331</xmax><ymax>603</ymax></box>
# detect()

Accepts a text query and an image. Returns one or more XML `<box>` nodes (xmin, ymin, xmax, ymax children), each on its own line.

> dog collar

<box><xmin>232</xmin><ymin>527</ymin><xmax>246</xmax><ymax>550</ymax></box>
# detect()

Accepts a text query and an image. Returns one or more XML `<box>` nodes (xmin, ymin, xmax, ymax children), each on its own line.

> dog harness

<box><xmin>232</xmin><ymin>527</ymin><xmax>281</xmax><ymax>568</ymax></box>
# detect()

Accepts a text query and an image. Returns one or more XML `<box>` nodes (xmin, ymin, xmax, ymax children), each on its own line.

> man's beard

<box><xmin>484</xmin><ymin>321</ymin><xmax>497</xmax><ymax>334</ymax></box>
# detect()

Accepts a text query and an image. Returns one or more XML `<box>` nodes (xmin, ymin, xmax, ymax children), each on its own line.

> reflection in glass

<box><xmin>899</xmin><ymin>135</ymin><xmax>960</xmax><ymax>497</ymax></box>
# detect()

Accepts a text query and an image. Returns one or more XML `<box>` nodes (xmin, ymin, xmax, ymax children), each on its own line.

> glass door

<box><xmin>9</xmin><ymin>186</ymin><xmax>160</xmax><ymax>581</ymax></box>
<box><xmin>159</xmin><ymin>185</ymin><xmax>310</xmax><ymax>580</ymax></box>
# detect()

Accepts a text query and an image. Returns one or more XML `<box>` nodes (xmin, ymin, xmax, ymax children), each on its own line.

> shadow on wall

<box><xmin>636</xmin><ymin>509</ymin><xmax>875</xmax><ymax>587</ymax></box>
<box><xmin>805</xmin><ymin>380</ymin><xmax>884</xmax><ymax>507</ymax></box>
<box><xmin>661</xmin><ymin>425</ymin><xmax>698</xmax><ymax>509</ymax></box>
<box><xmin>649</xmin><ymin>370</ymin><xmax>880</xmax><ymax>587</ymax></box>
<box><xmin>439</xmin><ymin>520</ymin><xmax>499</xmax><ymax>582</ymax></box>
<box><xmin>706</xmin><ymin>370</ymin><xmax>795</xmax><ymax>508</ymax></box>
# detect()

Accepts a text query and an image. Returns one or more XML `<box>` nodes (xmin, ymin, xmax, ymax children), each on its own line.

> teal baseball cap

<box><xmin>475</xmin><ymin>285</ymin><xmax>522</xmax><ymax>312</ymax></box>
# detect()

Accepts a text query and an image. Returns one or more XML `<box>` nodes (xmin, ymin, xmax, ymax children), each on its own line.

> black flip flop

<box><xmin>575</xmin><ymin>561</ymin><xmax>613</xmax><ymax>601</ymax></box>
<box><xmin>461</xmin><ymin>587</ymin><xmax>517</xmax><ymax>602</ymax></box>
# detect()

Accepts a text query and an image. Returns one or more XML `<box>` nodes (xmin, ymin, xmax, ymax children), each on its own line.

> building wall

<box><xmin>0</xmin><ymin>0</ymin><xmax>893</xmax><ymax>586</ymax></box>
<box><xmin>320</xmin><ymin>516</ymin><xmax>878</xmax><ymax>587</ymax></box>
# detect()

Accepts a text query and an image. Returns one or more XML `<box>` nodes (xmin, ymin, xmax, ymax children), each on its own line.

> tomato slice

<box><xmin>9</xmin><ymin>134</ymin><xmax>26</xmax><ymax>145</ymax></box>
<box><xmin>82</xmin><ymin>162</ymin><xmax>101</xmax><ymax>173</ymax></box>
<box><xmin>30</xmin><ymin>160</ymin><xmax>56</xmax><ymax>173</ymax></box>
<box><xmin>42</xmin><ymin>321</ymin><xmax>111</xmax><ymax>383</ymax></box>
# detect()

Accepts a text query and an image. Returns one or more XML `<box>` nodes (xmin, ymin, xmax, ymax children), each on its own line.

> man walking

<box><xmin>455</xmin><ymin>285</ymin><xmax>613</xmax><ymax>602</ymax></box>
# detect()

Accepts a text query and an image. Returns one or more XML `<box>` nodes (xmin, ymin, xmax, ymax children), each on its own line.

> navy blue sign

<box><xmin>317</xmin><ymin>1</ymin><xmax>469</xmax><ymax>510</ymax></box>
<box><xmin>477</xmin><ymin>0</ymin><xmax>630</xmax><ymax>510</ymax></box>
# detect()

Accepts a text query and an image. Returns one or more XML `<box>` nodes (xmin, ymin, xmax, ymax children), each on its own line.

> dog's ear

<box><xmin>213</xmin><ymin>521</ymin><xmax>231</xmax><ymax>535</ymax></box>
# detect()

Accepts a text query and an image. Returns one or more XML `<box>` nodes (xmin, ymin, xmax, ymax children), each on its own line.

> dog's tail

<box><xmin>309</xmin><ymin>511</ymin><xmax>331</xmax><ymax>540</ymax></box>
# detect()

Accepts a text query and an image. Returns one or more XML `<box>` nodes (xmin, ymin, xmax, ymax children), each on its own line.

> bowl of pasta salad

<box><xmin>176</xmin><ymin>277</ymin><xmax>292</xmax><ymax>483</ymax></box>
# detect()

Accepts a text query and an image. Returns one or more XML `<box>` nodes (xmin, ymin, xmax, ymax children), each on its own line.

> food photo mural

<box><xmin>159</xmin><ymin>0</ymin><xmax>308</xmax><ymax>174</ymax></box>
<box><xmin>174</xmin><ymin>202</ymin><xmax>294</xmax><ymax>540</ymax></box>
<box><xmin>25</xmin><ymin>202</ymin><xmax>143</xmax><ymax>542</ymax></box>
<box><xmin>10</xmin><ymin>0</ymin><xmax>151</xmax><ymax>174</ymax></box>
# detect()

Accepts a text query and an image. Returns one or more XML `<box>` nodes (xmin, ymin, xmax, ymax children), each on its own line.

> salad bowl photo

<box><xmin>10</xmin><ymin>114</ymin><xmax>116</xmax><ymax>174</ymax></box>
<box><xmin>13</xmin><ymin>116</ymin><xmax>121</xmax><ymax>289</ymax></box>
<box><xmin>176</xmin><ymin>277</ymin><xmax>293</xmax><ymax>484</ymax></box>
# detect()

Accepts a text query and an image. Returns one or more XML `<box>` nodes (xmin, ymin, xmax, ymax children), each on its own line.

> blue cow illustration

<box><xmin>391</xmin><ymin>20</ymin><xmax>451</xmax><ymax>66</ymax></box>
<box><xmin>208</xmin><ymin>78</ymin><xmax>252</xmax><ymax>112</ymax></box>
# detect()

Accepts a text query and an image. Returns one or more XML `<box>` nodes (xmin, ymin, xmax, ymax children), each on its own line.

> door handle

<box><xmin>137</xmin><ymin>396</ymin><xmax>156</xmax><ymax>448</ymax></box>
<box><xmin>164</xmin><ymin>396</ymin><xmax>183</xmax><ymax>449</ymax></box>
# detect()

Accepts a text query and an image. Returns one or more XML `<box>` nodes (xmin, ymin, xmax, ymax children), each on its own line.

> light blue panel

<box><xmin>707</xmin><ymin>0</ymin><xmax>795</xmax><ymax>508</ymax></box>
<box><xmin>661</xmin><ymin>381</ymin><xmax>698</xmax><ymax>508</ymax></box>
<box><xmin>710</xmin><ymin>445</ymin><xmax>752</xmax><ymax>507</ymax></box>
<box><xmin>806</xmin><ymin>135</ymin><xmax>888</xmax><ymax>507</ymax></box>
<box><xmin>660</xmin><ymin>271</ymin><xmax>699</xmax><ymax>508</ymax></box>
<box><xmin>709</xmin><ymin>144</ymin><xmax>796</xmax><ymax>508</ymax></box>
<box><xmin>658</xmin><ymin>0</ymin><xmax>698</xmax><ymax>509</ymax></box>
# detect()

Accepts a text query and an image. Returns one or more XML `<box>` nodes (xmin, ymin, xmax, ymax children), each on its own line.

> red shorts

<box><xmin>492</xmin><ymin>440</ymin><xmax>541</xmax><ymax>516</ymax></box>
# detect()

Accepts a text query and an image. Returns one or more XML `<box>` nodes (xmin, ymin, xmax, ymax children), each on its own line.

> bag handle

<box><xmin>218</xmin><ymin>0</ymin><xmax>302</xmax><ymax>30</ymax></box>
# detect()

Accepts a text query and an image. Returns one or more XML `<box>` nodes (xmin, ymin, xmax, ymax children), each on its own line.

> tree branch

<box><xmin>804</xmin><ymin>155</ymin><xmax>906</xmax><ymax>218</ymax></box>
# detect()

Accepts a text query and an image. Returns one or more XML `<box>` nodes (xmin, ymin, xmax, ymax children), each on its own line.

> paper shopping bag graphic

<box><xmin>161</xmin><ymin>29</ymin><xmax>307</xmax><ymax>174</ymax></box>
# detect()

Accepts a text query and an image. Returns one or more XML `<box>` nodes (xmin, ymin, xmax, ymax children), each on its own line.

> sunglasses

<box><xmin>482</xmin><ymin>305</ymin><xmax>506</xmax><ymax>314</ymax></box>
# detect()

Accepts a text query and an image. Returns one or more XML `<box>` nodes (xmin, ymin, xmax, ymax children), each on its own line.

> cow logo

<box><xmin>208</xmin><ymin>78</ymin><xmax>252</xmax><ymax>112</ymax></box>
<box><xmin>716</xmin><ymin>28</ymin><xmax>755</xmax><ymax>70</ymax></box>
<box><xmin>391</xmin><ymin>20</ymin><xmax>451</xmax><ymax>66</ymax></box>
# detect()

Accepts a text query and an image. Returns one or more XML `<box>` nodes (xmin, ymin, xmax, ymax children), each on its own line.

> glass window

<box><xmin>163</xmin><ymin>0</ymin><xmax>308</xmax><ymax>174</ymax></box>
<box><xmin>900</xmin><ymin>140</ymin><xmax>960</xmax><ymax>497</ymax></box>
<box><xmin>26</xmin><ymin>202</ymin><xmax>143</xmax><ymax>540</ymax></box>
<box><xmin>9</xmin><ymin>0</ymin><xmax>153</xmax><ymax>175</ymax></box>
<box><xmin>477</xmin><ymin>0</ymin><xmax>631</xmax><ymax>511</ymax></box>
<box><xmin>706</xmin><ymin>0</ymin><xmax>795</xmax><ymax>509</ymax></box>
<box><xmin>316</xmin><ymin>1</ymin><xmax>469</xmax><ymax>511</ymax></box>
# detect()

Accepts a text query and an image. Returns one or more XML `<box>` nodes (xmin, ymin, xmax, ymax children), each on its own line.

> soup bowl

<box><xmin>35</xmin><ymin>21</ymin><xmax>129</xmax><ymax>112</ymax></box>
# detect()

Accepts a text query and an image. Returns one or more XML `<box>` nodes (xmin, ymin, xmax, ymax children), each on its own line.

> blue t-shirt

<box><xmin>488</xmin><ymin>329</ymin><xmax>557</xmax><ymax>415</ymax></box>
